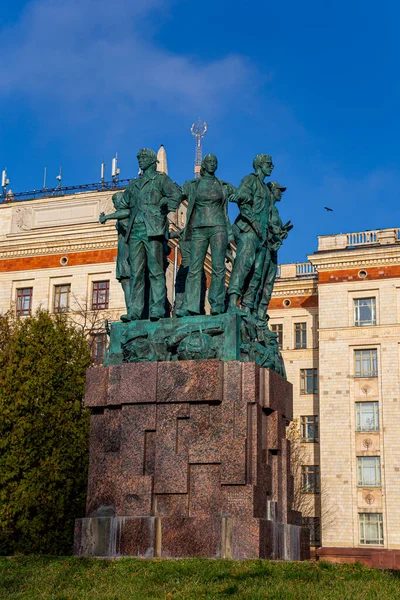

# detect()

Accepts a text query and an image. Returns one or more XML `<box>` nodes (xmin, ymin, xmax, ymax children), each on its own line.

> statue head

<box><xmin>253</xmin><ymin>154</ymin><xmax>274</xmax><ymax>178</ymax></box>
<box><xmin>137</xmin><ymin>148</ymin><xmax>158</xmax><ymax>172</ymax></box>
<box><xmin>267</xmin><ymin>181</ymin><xmax>286</xmax><ymax>202</ymax></box>
<box><xmin>201</xmin><ymin>154</ymin><xmax>218</xmax><ymax>176</ymax></box>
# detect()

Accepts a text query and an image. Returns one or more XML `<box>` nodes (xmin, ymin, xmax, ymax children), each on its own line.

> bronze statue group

<box><xmin>100</xmin><ymin>148</ymin><xmax>292</xmax><ymax>376</ymax></box>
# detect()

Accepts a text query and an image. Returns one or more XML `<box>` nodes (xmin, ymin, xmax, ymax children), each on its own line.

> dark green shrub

<box><xmin>0</xmin><ymin>310</ymin><xmax>90</xmax><ymax>554</ymax></box>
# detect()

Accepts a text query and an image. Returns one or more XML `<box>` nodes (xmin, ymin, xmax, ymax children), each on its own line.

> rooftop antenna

<box><xmin>112</xmin><ymin>153</ymin><xmax>120</xmax><ymax>183</ymax></box>
<box><xmin>191</xmin><ymin>118</ymin><xmax>208</xmax><ymax>178</ymax></box>
<box><xmin>56</xmin><ymin>166</ymin><xmax>62</xmax><ymax>189</ymax></box>
<box><xmin>43</xmin><ymin>167</ymin><xmax>47</xmax><ymax>190</ymax></box>
<box><xmin>100</xmin><ymin>162</ymin><xmax>105</xmax><ymax>184</ymax></box>
<box><xmin>2</xmin><ymin>168</ymin><xmax>9</xmax><ymax>196</ymax></box>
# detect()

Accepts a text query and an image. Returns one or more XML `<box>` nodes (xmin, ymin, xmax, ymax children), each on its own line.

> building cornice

<box><xmin>308</xmin><ymin>245</ymin><xmax>400</xmax><ymax>271</ymax></box>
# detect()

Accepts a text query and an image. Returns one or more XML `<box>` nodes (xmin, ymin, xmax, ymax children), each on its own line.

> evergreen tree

<box><xmin>0</xmin><ymin>310</ymin><xmax>91</xmax><ymax>554</ymax></box>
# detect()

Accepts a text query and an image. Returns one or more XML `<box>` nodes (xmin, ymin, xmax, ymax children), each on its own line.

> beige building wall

<box><xmin>310</xmin><ymin>233</ymin><xmax>400</xmax><ymax>552</ymax></box>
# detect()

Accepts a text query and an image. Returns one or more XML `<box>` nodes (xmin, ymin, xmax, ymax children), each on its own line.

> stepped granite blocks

<box><xmin>74</xmin><ymin>360</ymin><xmax>309</xmax><ymax>560</ymax></box>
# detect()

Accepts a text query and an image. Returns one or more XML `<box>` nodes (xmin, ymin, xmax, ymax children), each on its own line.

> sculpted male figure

<box><xmin>254</xmin><ymin>182</ymin><xmax>293</xmax><ymax>320</ymax></box>
<box><xmin>227</xmin><ymin>154</ymin><xmax>274</xmax><ymax>311</ymax></box>
<box><xmin>100</xmin><ymin>148</ymin><xmax>182</xmax><ymax>321</ymax></box>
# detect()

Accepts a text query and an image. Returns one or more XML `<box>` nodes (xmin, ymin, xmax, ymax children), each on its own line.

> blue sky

<box><xmin>0</xmin><ymin>0</ymin><xmax>399</xmax><ymax>262</ymax></box>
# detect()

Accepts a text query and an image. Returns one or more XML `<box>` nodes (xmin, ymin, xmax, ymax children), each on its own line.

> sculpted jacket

<box><xmin>120</xmin><ymin>172</ymin><xmax>183</xmax><ymax>240</ymax></box>
<box><xmin>181</xmin><ymin>177</ymin><xmax>236</xmax><ymax>241</ymax></box>
<box><xmin>233</xmin><ymin>173</ymin><xmax>271</xmax><ymax>242</ymax></box>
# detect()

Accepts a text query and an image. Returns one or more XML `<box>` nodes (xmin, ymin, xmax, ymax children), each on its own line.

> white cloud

<box><xmin>0</xmin><ymin>0</ymin><xmax>256</xmax><ymax>117</ymax></box>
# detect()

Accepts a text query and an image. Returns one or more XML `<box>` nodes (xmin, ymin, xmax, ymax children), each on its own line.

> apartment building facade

<box><xmin>270</xmin><ymin>228</ymin><xmax>400</xmax><ymax>567</ymax></box>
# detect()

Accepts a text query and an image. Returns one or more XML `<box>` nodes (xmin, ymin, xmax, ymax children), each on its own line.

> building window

<box><xmin>16</xmin><ymin>287</ymin><xmax>33</xmax><ymax>316</ymax></box>
<box><xmin>300</xmin><ymin>369</ymin><xmax>318</xmax><ymax>394</ymax></box>
<box><xmin>303</xmin><ymin>516</ymin><xmax>321</xmax><ymax>546</ymax></box>
<box><xmin>357</xmin><ymin>457</ymin><xmax>381</xmax><ymax>487</ymax></box>
<box><xmin>354</xmin><ymin>297</ymin><xmax>376</xmax><ymax>327</ymax></box>
<box><xmin>294</xmin><ymin>322</ymin><xmax>307</xmax><ymax>349</ymax></box>
<box><xmin>301</xmin><ymin>416</ymin><xmax>319</xmax><ymax>442</ymax></box>
<box><xmin>92</xmin><ymin>281</ymin><xmax>110</xmax><ymax>310</ymax></box>
<box><xmin>90</xmin><ymin>333</ymin><xmax>107</xmax><ymax>364</ymax></box>
<box><xmin>359</xmin><ymin>513</ymin><xmax>384</xmax><ymax>545</ymax></box>
<box><xmin>54</xmin><ymin>284</ymin><xmax>71</xmax><ymax>313</ymax></box>
<box><xmin>271</xmin><ymin>323</ymin><xmax>283</xmax><ymax>349</ymax></box>
<box><xmin>354</xmin><ymin>349</ymin><xmax>378</xmax><ymax>378</ymax></box>
<box><xmin>356</xmin><ymin>402</ymin><xmax>379</xmax><ymax>432</ymax></box>
<box><xmin>301</xmin><ymin>465</ymin><xmax>320</xmax><ymax>493</ymax></box>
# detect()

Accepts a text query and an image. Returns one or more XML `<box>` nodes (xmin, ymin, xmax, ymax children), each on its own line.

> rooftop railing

<box><xmin>0</xmin><ymin>179</ymin><xmax>132</xmax><ymax>203</ymax></box>
<box><xmin>347</xmin><ymin>231</ymin><xmax>377</xmax><ymax>246</ymax></box>
<box><xmin>296</xmin><ymin>262</ymin><xmax>317</xmax><ymax>276</ymax></box>
<box><xmin>276</xmin><ymin>262</ymin><xmax>317</xmax><ymax>279</ymax></box>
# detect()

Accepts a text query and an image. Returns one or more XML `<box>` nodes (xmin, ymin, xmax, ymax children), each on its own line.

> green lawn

<box><xmin>1</xmin><ymin>557</ymin><xmax>399</xmax><ymax>600</ymax></box>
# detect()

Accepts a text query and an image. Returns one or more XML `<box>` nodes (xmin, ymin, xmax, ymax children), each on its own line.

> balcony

<box><xmin>276</xmin><ymin>262</ymin><xmax>317</xmax><ymax>279</ymax></box>
<box><xmin>317</xmin><ymin>227</ymin><xmax>399</xmax><ymax>251</ymax></box>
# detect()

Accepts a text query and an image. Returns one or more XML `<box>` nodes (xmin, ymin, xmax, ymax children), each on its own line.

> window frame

<box><xmin>357</xmin><ymin>456</ymin><xmax>381</xmax><ymax>487</ymax></box>
<box><xmin>53</xmin><ymin>284</ymin><xmax>71</xmax><ymax>314</ymax></box>
<box><xmin>356</xmin><ymin>401</ymin><xmax>379</xmax><ymax>432</ymax></box>
<box><xmin>301</xmin><ymin>415</ymin><xmax>319</xmax><ymax>442</ymax></box>
<box><xmin>92</xmin><ymin>280</ymin><xmax>110</xmax><ymax>311</ymax></box>
<box><xmin>359</xmin><ymin>513</ymin><xmax>384</xmax><ymax>546</ymax></box>
<box><xmin>90</xmin><ymin>332</ymin><xmax>107</xmax><ymax>364</ymax></box>
<box><xmin>294</xmin><ymin>322</ymin><xmax>307</xmax><ymax>349</ymax></box>
<box><xmin>302</xmin><ymin>516</ymin><xmax>321</xmax><ymax>546</ymax></box>
<box><xmin>354</xmin><ymin>297</ymin><xmax>376</xmax><ymax>327</ymax></box>
<box><xmin>354</xmin><ymin>349</ymin><xmax>378</xmax><ymax>378</ymax></box>
<box><xmin>270</xmin><ymin>323</ymin><xmax>283</xmax><ymax>349</ymax></box>
<box><xmin>16</xmin><ymin>287</ymin><xmax>33</xmax><ymax>316</ymax></box>
<box><xmin>300</xmin><ymin>368</ymin><xmax>318</xmax><ymax>395</ymax></box>
<box><xmin>301</xmin><ymin>465</ymin><xmax>320</xmax><ymax>494</ymax></box>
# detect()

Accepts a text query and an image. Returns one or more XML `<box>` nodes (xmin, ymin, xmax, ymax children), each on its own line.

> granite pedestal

<box><xmin>74</xmin><ymin>360</ymin><xmax>310</xmax><ymax>560</ymax></box>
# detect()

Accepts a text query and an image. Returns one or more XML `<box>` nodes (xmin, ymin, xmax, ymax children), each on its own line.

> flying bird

<box><xmin>324</xmin><ymin>206</ymin><xmax>333</xmax><ymax>212</ymax></box>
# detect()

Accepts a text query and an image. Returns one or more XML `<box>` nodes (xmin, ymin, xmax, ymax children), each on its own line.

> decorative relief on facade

<box><xmin>365</xmin><ymin>493</ymin><xmax>375</xmax><ymax>505</ymax></box>
<box><xmin>363</xmin><ymin>438</ymin><xmax>373</xmax><ymax>450</ymax></box>
<box><xmin>12</xmin><ymin>207</ymin><xmax>33</xmax><ymax>233</ymax></box>
<box><xmin>99</xmin><ymin>194</ymin><xmax>115</xmax><ymax>216</ymax></box>
<box><xmin>273</xmin><ymin>288</ymin><xmax>317</xmax><ymax>297</ymax></box>
<box><xmin>361</xmin><ymin>385</ymin><xmax>371</xmax><ymax>395</ymax></box>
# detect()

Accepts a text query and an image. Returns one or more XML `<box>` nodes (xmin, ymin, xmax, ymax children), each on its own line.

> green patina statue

<box><xmin>254</xmin><ymin>182</ymin><xmax>293</xmax><ymax>320</ymax></box>
<box><xmin>99</xmin><ymin>148</ymin><xmax>291</xmax><ymax>378</ymax></box>
<box><xmin>176</xmin><ymin>154</ymin><xmax>236</xmax><ymax>317</ymax></box>
<box><xmin>100</xmin><ymin>192</ymin><xmax>130</xmax><ymax>313</ymax></box>
<box><xmin>227</xmin><ymin>154</ymin><xmax>274</xmax><ymax>313</ymax></box>
<box><xmin>100</xmin><ymin>148</ymin><xmax>182</xmax><ymax>321</ymax></box>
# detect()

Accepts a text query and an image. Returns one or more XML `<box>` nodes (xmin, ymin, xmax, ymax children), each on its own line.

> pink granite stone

<box><xmin>228</xmin><ymin>517</ymin><xmax>263</xmax><ymax>560</ymax></box>
<box><xmin>262</xmin><ymin>368</ymin><xmax>293</xmax><ymax>420</ymax></box>
<box><xmin>161</xmin><ymin>516</ymin><xmax>222</xmax><ymax>558</ymax></box>
<box><xmin>108</xmin><ymin>362</ymin><xmax>157</xmax><ymax>406</ymax></box>
<box><xmin>155</xmin><ymin>494</ymin><xmax>188</xmax><ymax>516</ymax></box>
<box><xmin>219</xmin><ymin>362</ymin><xmax>246</xmax><ymax>485</ymax></box>
<box><xmin>76</xmin><ymin>360</ymin><xmax>309</xmax><ymax>560</ymax></box>
<box><xmin>189</xmin><ymin>464</ymin><xmax>222</xmax><ymax>516</ymax></box>
<box><xmin>85</xmin><ymin>366</ymin><xmax>109</xmax><ymax>408</ymax></box>
<box><xmin>222</xmin><ymin>485</ymin><xmax>254</xmax><ymax>517</ymax></box>
<box><xmin>120</xmin><ymin>404</ymin><xmax>156</xmax><ymax>477</ymax></box>
<box><xmin>118</xmin><ymin>517</ymin><xmax>156</xmax><ymax>558</ymax></box>
<box><xmin>154</xmin><ymin>404</ymin><xmax>188</xmax><ymax>494</ymax></box>
<box><xmin>156</xmin><ymin>360</ymin><xmax>223</xmax><ymax>403</ymax></box>
<box><xmin>117</xmin><ymin>475</ymin><xmax>154</xmax><ymax>516</ymax></box>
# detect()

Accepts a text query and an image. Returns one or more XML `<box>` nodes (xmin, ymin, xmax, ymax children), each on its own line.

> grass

<box><xmin>1</xmin><ymin>557</ymin><xmax>400</xmax><ymax>600</ymax></box>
